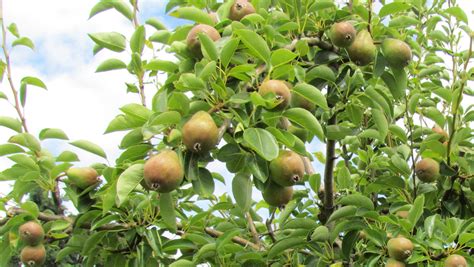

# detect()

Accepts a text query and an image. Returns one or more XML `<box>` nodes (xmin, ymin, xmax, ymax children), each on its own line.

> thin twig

<box><xmin>246</xmin><ymin>212</ymin><xmax>261</xmax><ymax>248</ymax></box>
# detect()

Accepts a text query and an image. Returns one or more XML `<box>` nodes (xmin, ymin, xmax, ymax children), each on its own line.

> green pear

<box><xmin>143</xmin><ymin>150</ymin><xmax>184</xmax><ymax>193</ymax></box>
<box><xmin>387</xmin><ymin>237</ymin><xmax>414</xmax><ymax>261</ymax></box>
<box><xmin>19</xmin><ymin>221</ymin><xmax>44</xmax><ymax>246</ymax></box>
<box><xmin>444</xmin><ymin>254</ymin><xmax>467</xmax><ymax>267</ymax></box>
<box><xmin>229</xmin><ymin>0</ymin><xmax>256</xmax><ymax>21</ymax></box>
<box><xmin>415</xmin><ymin>158</ymin><xmax>439</xmax><ymax>183</ymax></box>
<box><xmin>262</xmin><ymin>182</ymin><xmax>293</xmax><ymax>207</ymax></box>
<box><xmin>346</xmin><ymin>30</ymin><xmax>376</xmax><ymax>66</ymax></box>
<box><xmin>66</xmin><ymin>167</ymin><xmax>100</xmax><ymax>189</ymax></box>
<box><xmin>186</xmin><ymin>24</ymin><xmax>221</xmax><ymax>55</ymax></box>
<box><xmin>329</xmin><ymin>21</ymin><xmax>356</xmax><ymax>48</ymax></box>
<box><xmin>20</xmin><ymin>244</ymin><xmax>46</xmax><ymax>267</ymax></box>
<box><xmin>182</xmin><ymin>111</ymin><xmax>219</xmax><ymax>153</ymax></box>
<box><xmin>269</xmin><ymin>150</ymin><xmax>305</xmax><ymax>186</ymax></box>
<box><xmin>381</xmin><ymin>38</ymin><xmax>412</xmax><ymax>68</ymax></box>
<box><xmin>258</xmin><ymin>80</ymin><xmax>291</xmax><ymax>110</ymax></box>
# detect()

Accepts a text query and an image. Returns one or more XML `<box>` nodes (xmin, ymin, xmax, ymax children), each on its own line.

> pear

<box><xmin>262</xmin><ymin>182</ymin><xmax>293</xmax><ymax>207</ymax></box>
<box><xmin>186</xmin><ymin>24</ymin><xmax>221</xmax><ymax>55</ymax></box>
<box><xmin>387</xmin><ymin>237</ymin><xmax>414</xmax><ymax>261</ymax></box>
<box><xmin>182</xmin><ymin>111</ymin><xmax>219</xmax><ymax>153</ymax></box>
<box><xmin>382</xmin><ymin>38</ymin><xmax>412</xmax><ymax>68</ymax></box>
<box><xmin>329</xmin><ymin>21</ymin><xmax>356</xmax><ymax>48</ymax></box>
<box><xmin>395</xmin><ymin>210</ymin><xmax>409</xmax><ymax>219</ymax></box>
<box><xmin>415</xmin><ymin>158</ymin><xmax>439</xmax><ymax>183</ymax></box>
<box><xmin>66</xmin><ymin>167</ymin><xmax>100</xmax><ymax>189</ymax></box>
<box><xmin>269</xmin><ymin>150</ymin><xmax>305</xmax><ymax>186</ymax></box>
<box><xmin>229</xmin><ymin>0</ymin><xmax>256</xmax><ymax>21</ymax></box>
<box><xmin>346</xmin><ymin>30</ymin><xmax>376</xmax><ymax>66</ymax></box>
<box><xmin>258</xmin><ymin>80</ymin><xmax>291</xmax><ymax>110</ymax></box>
<box><xmin>19</xmin><ymin>221</ymin><xmax>44</xmax><ymax>246</ymax></box>
<box><xmin>143</xmin><ymin>150</ymin><xmax>184</xmax><ymax>193</ymax></box>
<box><xmin>20</xmin><ymin>244</ymin><xmax>46</xmax><ymax>267</ymax></box>
<box><xmin>444</xmin><ymin>254</ymin><xmax>467</xmax><ymax>267</ymax></box>
<box><xmin>432</xmin><ymin>125</ymin><xmax>448</xmax><ymax>142</ymax></box>
<box><xmin>386</xmin><ymin>259</ymin><xmax>406</xmax><ymax>267</ymax></box>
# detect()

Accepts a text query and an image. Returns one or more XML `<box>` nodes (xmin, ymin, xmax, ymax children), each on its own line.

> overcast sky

<box><xmin>0</xmin><ymin>0</ymin><xmax>472</xmax><ymax>211</ymax></box>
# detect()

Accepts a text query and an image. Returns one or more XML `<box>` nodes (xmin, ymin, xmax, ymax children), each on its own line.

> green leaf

<box><xmin>148</xmin><ymin>111</ymin><xmax>181</xmax><ymax>126</ymax></box>
<box><xmin>284</xmin><ymin>108</ymin><xmax>324</xmax><ymax>141</ymax></box>
<box><xmin>326</xmin><ymin>125</ymin><xmax>354</xmax><ymax>140</ymax></box>
<box><xmin>170</xmin><ymin>260</ymin><xmax>194</xmax><ymax>267</ymax></box>
<box><xmin>160</xmin><ymin>193</ymin><xmax>177</xmax><ymax>232</ymax></box>
<box><xmin>192</xmin><ymin>168</ymin><xmax>215</xmax><ymax>197</ymax></box>
<box><xmin>20</xmin><ymin>201</ymin><xmax>39</xmax><ymax>218</ymax></box>
<box><xmin>311</xmin><ymin>226</ymin><xmax>330</xmax><ymax>242</ymax></box>
<box><xmin>145</xmin><ymin>59</ymin><xmax>178</xmax><ymax>72</ymax></box>
<box><xmin>88</xmin><ymin>32</ymin><xmax>126</xmax><ymax>52</ymax></box>
<box><xmin>95</xmin><ymin>58</ymin><xmax>127</xmax><ymax>72</ymax></box>
<box><xmin>338</xmin><ymin>194</ymin><xmax>374</xmax><ymax>210</ymax></box>
<box><xmin>235</xmin><ymin>29</ymin><xmax>271</xmax><ymax>63</ymax></box>
<box><xmin>70</xmin><ymin>140</ymin><xmax>107</xmax><ymax>159</ymax></box>
<box><xmin>130</xmin><ymin>25</ymin><xmax>145</xmax><ymax>54</ymax></box>
<box><xmin>371</xmin><ymin>109</ymin><xmax>388</xmax><ymax>141</ymax></box>
<box><xmin>56</xmin><ymin>151</ymin><xmax>79</xmax><ymax>162</ymax></box>
<box><xmin>342</xmin><ymin>230</ymin><xmax>360</xmax><ymax>260</ymax></box>
<box><xmin>327</xmin><ymin>205</ymin><xmax>357</xmax><ymax>223</ymax></box>
<box><xmin>7</xmin><ymin>23</ymin><xmax>19</xmax><ymax>37</ymax></box>
<box><xmin>0</xmin><ymin>144</ymin><xmax>25</xmax><ymax>156</ymax></box>
<box><xmin>268</xmin><ymin>237</ymin><xmax>305</xmax><ymax>258</ymax></box>
<box><xmin>82</xmin><ymin>231</ymin><xmax>107</xmax><ymax>255</ymax></box>
<box><xmin>220</xmin><ymin>38</ymin><xmax>240</xmax><ymax>69</ymax></box>
<box><xmin>9</xmin><ymin>133</ymin><xmax>41</xmax><ymax>152</ymax></box>
<box><xmin>89</xmin><ymin>0</ymin><xmax>133</xmax><ymax>20</ymax></box>
<box><xmin>379</xmin><ymin>2</ymin><xmax>411</xmax><ymax>18</ymax></box>
<box><xmin>232</xmin><ymin>173</ymin><xmax>252</xmax><ymax>212</ymax></box>
<box><xmin>243</xmin><ymin>128</ymin><xmax>279</xmax><ymax>161</ymax></box>
<box><xmin>407</xmin><ymin>194</ymin><xmax>424</xmax><ymax>231</ymax></box>
<box><xmin>169</xmin><ymin>7</ymin><xmax>214</xmax><ymax>25</ymax></box>
<box><xmin>270</xmin><ymin>49</ymin><xmax>297</xmax><ymax>67</ymax></box>
<box><xmin>116</xmin><ymin>163</ymin><xmax>144</xmax><ymax>207</ymax></box>
<box><xmin>445</xmin><ymin>7</ymin><xmax>468</xmax><ymax>24</ymax></box>
<box><xmin>391</xmin><ymin>154</ymin><xmax>411</xmax><ymax>176</ymax></box>
<box><xmin>421</xmin><ymin>107</ymin><xmax>445</xmax><ymax>127</ymax></box>
<box><xmin>21</xmin><ymin>76</ymin><xmax>47</xmax><ymax>90</ymax></box>
<box><xmin>292</xmin><ymin>83</ymin><xmax>329</xmax><ymax>110</ymax></box>
<box><xmin>12</xmin><ymin>37</ymin><xmax>34</xmax><ymax>50</ymax></box>
<box><xmin>198</xmin><ymin>32</ymin><xmax>218</xmax><ymax>61</ymax></box>
<box><xmin>306</xmin><ymin>65</ymin><xmax>336</xmax><ymax>82</ymax></box>
<box><xmin>146</xmin><ymin>18</ymin><xmax>167</xmax><ymax>30</ymax></box>
<box><xmin>0</xmin><ymin>116</ymin><xmax>22</xmax><ymax>132</ymax></box>
<box><xmin>382</xmin><ymin>71</ymin><xmax>404</xmax><ymax>100</ymax></box>
<box><xmin>283</xmin><ymin>218</ymin><xmax>318</xmax><ymax>230</ymax></box>
<box><xmin>120</xmin><ymin>103</ymin><xmax>152</xmax><ymax>124</ymax></box>
<box><xmin>39</xmin><ymin>128</ymin><xmax>69</xmax><ymax>140</ymax></box>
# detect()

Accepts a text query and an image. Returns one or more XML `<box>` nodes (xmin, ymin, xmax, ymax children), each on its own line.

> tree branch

<box><xmin>246</xmin><ymin>212</ymin><xmax>261</xmax><ymax>248</ymax></box>
<box><xmin>322</xmin><ymin>113</ymin><xmax>337</xmax><ymax>223</ymax></box>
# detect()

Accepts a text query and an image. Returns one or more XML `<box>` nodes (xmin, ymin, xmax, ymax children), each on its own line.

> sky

<box><xmin>0</xmin><ymin>0</ymin><xmax>472</xmax><ymax>214</ymax></box>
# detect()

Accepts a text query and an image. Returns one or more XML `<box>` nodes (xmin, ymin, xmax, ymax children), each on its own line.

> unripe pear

<box><xmin>66</xmin><ymin>167</ymin><xmax>100</xmax><ymax>189</ymax></box>
<box><xmin>415</xmin><ymin>158</ymin><xmax>439</xmax><ymax>183</ymax></box>
<box><xmin>186</xmin><ymin>24</ymin><xmax>221</xmax><ymax>55</ymax></box>
<box><xmin>258</xmin><ymin>80</ymin><xmax>291</xmax><ymax>110</ymax></box>
<box><xmin>262</xmin><ymin>182</ymin><xmax>293</xmax><ymax>207</ymax></box>
<box><xmin>444</xmin><ymin>254</ymin><xmax>467</xmax><ymax>267</ymax></box>
<box><xmin>386</xmin><ymin>259</ymin><xmax>406</xmax><ymax>267</ymax></box>
<box><xmin>387</xmin><ymin>237</ymin><xmax>414</xmax><ymax>261</ymax></box>
<box><xmin>382</xmin><ymin>38</ymin><xmax>412</xmax><ymax>68</ymax></box>
<box><xmin>19</xmin><ymin>221</ymin><xmax>44</xmax><ymax>246</ymax></box>
<box><xmin>432</xmin><ymin>125</ymin><xmax>448</xmax><ymax>142</ymax></box>
<box><xmin>269</xmin><ymin>150</ymin><xmax>305</xmax><ymax>186</ymax></box>
<box><xmin>182</xmin><ymin>111</ymin><xmax>219</xmax><ymax>153</ymax></box>
<box><xmin>229</xmin><ymin>0</ymin><xmax>256</xmax><ymax>21</ymax></box>
<box><xmin>20</xmin><ymin>245</ymin><xmax>46</xmax><ymax>267</ymax></box>
<box><xmin>346</xmin><ymin>30</ymin><xmax>376</xmax><ymax>66</ymax></box>
<box><xmin>329</xmin><ymin>22</ymin><xmax>356</xmax><ymax>48</ymax></box>
<box><xmin>143</xmin><ymin>150</ymin><xmax>184</xmax><ymax>193</ymax></box>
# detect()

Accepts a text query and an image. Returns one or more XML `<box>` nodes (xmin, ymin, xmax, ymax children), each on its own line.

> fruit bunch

<box><xmin>18</xmin><ymin>221</ymin><xmax>46</xmax><ymax>266</ymax></box>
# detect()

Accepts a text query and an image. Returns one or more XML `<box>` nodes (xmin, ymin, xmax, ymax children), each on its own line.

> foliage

<box><xmin>0</xmin><ymin>0</ymin><xmax>473</xmax><ymax>266</ymax></box>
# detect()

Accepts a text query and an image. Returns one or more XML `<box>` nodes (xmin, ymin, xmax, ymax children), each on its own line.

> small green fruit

<box><xmin>269</xmin><ymin>150</ymin><xmax>305</xmax><ymax>186</ymax></box>
<box><xmin>229</xmin><ymin>0</ymin><xmax>256</xmax><ymax>21</ymax></box>
<box><xmin>386</xmin><ymin>259</ymin><xmax>406</xmax><ymax>267</ymax></box>
<box><xmin>66</xmin><ymin>167</ymin><xmax>100</xmax><ymax>189</ymax></box>
<box><xmin>262</xmin><ymin>182</ymin><xmax>293</xmax><ymax>207</ymax></box>
<box><xmin>415</xmin><ymin>158</ymin><xmax>439</xmax><ymax>183</ymax></box>
<box><xmin>20</xmin><ymin>245</ymin><xmax>46</xmax><ymax>267</ymax></box>
<box><xmin>258</xmin><ymin>80</ymin><xmax>291</xmax><ymax>110</ymax></box>
<box><xmin>182</xmin><ymin>111</ymin><xmax>219</xmax><ymax>154</ymax></box>
<box><xmin>19</xmin><ymin>221</ymin><xmax>44</xmax><ymax>246</ymax></box>
<box><xmin>144</xmin><ymin>150</ymin><xmax>184</xmax><ymax>193</ymax></box>
<box><xmin>381</xmin><ymin>38</ymin><xmax>412</xmax><ymax>68</ymax></box>
<box><xmin>346</xmin><ymin>30</ymin><xmax>376</xmax><ymax>66</ymax></box>
<box><xmin>186</xmin><ymin>24</ymin><xmax>221</xmax><ymax>55</ymax></box>
<box><xmin>387</xmin><ymin>237</ymin><xmax>414</xmax><ymax>261</ymax></box>
<box><xmin>329</xmin><ymin>21</ymin><xmax>356</xmax><ymax>48</ymax></box>
<box><xmin>444</xmin><ymin>254</ymin><xmax>467</xmax><ymax>267</ymax></box>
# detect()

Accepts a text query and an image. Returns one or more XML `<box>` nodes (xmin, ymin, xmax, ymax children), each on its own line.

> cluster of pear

<box><xmin>18</xmin><ymin>221</ymin><xmax>46</xmax><ymax>266</ymax></box>
<box><xmin>329</xmin><ymin>21</ymin><xmax>412</xmax><ymax>67</ymax></box>
<box><xmin>186</xmin><ymin>0</ymin><xmax>255</xmax><ymax>56</ymax></box>
<box><xmin>413</xmin><ymin>126</ymin><xmax>448</xmax><ymax>183</ymax></box>
<box><xmin>262</xmin><ymin>150</ymin><xmax>305</xmax><ymax>207</ymax></box>
<box><xmin>143</xmin><ymin>112</ymin><xmax>219</xmax><ymax>193</ymax></box>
